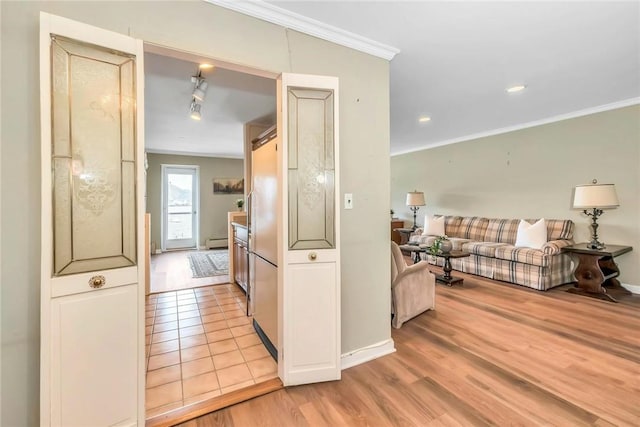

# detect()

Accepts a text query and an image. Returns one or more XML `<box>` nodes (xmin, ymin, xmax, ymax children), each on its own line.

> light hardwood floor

<box><xmin>178</xmin><ymin>265</ymin><xmax>640</xmax><ymax>426</ymax></box>
<box><xmin>150</xmin><ymin>250</ymin><xmax>229</xmax><ymax>293</ymax></box>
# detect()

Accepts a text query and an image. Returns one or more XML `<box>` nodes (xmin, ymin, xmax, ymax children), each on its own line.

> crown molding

<box><xmin>204</xmin><ymin>0</ymin><xmax>400</xmax><ymax>61</ymax></box>
<box><xmin>391</xmin><ymin>97</ymin><xmax>640</xmax><ymax>157</ymax></box>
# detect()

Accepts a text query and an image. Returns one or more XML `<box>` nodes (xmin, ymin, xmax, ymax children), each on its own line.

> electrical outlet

<box><xmin>344</xmin><ymin>193</ymin><xmax>353</xmax><ymax>209</ymax></box>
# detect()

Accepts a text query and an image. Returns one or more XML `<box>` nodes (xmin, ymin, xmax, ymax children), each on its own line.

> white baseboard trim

<box><xmin>154</xmin><ymin>249</ymin><xmax>162</xmax><ymax>255</ymax></box>
<box><xmin>621</xmin><ymin>282</ymin><xmax>640</xmax><ymax>295</ymax></box>
<box><xmin>341</xmin><ymin>338</ymin><xmax>396</xmax><ymax>370</ymax></box>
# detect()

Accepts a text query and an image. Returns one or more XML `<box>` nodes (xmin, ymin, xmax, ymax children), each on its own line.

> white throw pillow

<box><xmin>422</xmin><ymin>215</ymin><xmax>446</xmax><ymax>236</ymax></box>
<box><xmin>515</xmin><ymin>219</ymin><xmax>547</xmax><ymax>249</ymax></box>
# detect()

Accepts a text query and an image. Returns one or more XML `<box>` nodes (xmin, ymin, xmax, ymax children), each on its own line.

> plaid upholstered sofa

<box><xmin>410</xmin><ymin>216</ymin><xmax>575</xmax><ymax>291</ymax></box>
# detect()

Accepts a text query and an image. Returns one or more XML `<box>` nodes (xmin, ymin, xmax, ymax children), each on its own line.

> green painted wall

<box><xmin>146</xmin><ymin>154</ymin><xmax>244</xmax><ymax>251</ymax></box>
<box><xmin>1</xmin><ymin>1</ymin><xmax>391</xmax><ymax>423</ymax></box>
<box><xmin>391</xmin><ymin>105</ymin><xmax>640</xmax><ymax>285</ymax></box>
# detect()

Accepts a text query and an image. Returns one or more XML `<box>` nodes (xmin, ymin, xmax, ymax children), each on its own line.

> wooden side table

<box><xmin>391</xmin><ymin>220</ymin><xmax>405</xmax><ymax>244</ymax></box>
<box><xmin>562</xmin><ymin>243</ymin><xmax>633</xmax><ymax>302</ymax></box>
<box><xmin>394</xmin><ymin>228</ymin><xmax>414</xmax><ymax>245</ymax></box>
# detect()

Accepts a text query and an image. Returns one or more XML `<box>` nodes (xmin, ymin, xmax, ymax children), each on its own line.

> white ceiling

<box><xmin>264</xmin><ymin>1</ymin><xmax>640</xmax><ymax>155</ymax></box>
<box><xmin>144</xmin><ymin>52</ymin><xmax>276</xmax><ymax>158</ymax></box>
<box><xmin>147</xmin><ymin>2</ymin><xmax>639</xmax><ymax>158</ymax></box>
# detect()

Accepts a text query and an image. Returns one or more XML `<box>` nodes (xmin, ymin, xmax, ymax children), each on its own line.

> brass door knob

<box><xmin>89</xmin><ymin>275</ymin><xmax>106</xmax><ymax>289</ymax></box>
<box><xmin>308</xmin><ymin>252</ymin><xmax>317</xmax><ymax>261</ymax></box>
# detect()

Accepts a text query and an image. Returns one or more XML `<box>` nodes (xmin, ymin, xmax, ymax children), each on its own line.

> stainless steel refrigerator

<box><xmin>248</xmin><ymin>125</ymin><xmax>278</xmax><ymax>358</ymax></box>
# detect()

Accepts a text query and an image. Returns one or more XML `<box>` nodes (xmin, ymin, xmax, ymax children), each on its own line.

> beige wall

<box><xmin>391</xmin><ymin>105</ymin><xmax>640</xmax><ymax>284</ymax></box>
<box><xmin>1</xmin><ymin>1</ymin><xmax>391</xmax><ymax>423</ymax></box>
<box><xmin>146</xmin><ymin>153</ymin><xmax>244</xmax><ymax>250</ymax></box>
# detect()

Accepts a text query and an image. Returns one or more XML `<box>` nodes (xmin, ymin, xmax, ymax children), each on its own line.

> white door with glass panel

<box><xmin>39</xmin><ymin>12</ymin><xmax>145</xmax><ymax>426</ymax></box>
<box><xmin>162</xmin><ymin>165</ymin><xmax>199</xmax><ymax>250</ymax></box>
<box><xmin>277</xmin><ymin>73</ymin><xmax>341</xmax><ymax>385</ymax></box>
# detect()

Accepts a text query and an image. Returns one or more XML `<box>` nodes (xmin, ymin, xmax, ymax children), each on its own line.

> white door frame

<box><xmin>160</xmin><ymin>164</ymin><xmax>200</xmax><ymax>251</ymax></box>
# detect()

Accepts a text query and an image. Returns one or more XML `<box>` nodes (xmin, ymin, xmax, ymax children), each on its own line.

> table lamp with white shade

<box><xmin>572</xmin><ymin>179</ymin><xmax>619</xmax><ymax>250</ymax></box>
<box><xmin>406</xmin><ymin>191</ymin><xmax>426</xmax><ymax>231</ymax></box>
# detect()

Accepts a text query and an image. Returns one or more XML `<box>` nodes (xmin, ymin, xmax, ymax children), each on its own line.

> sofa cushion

<box><xmin>443</xmin><ymin>216</ymin><xmax>463</xmax><ymax>237</ymax></box>
<box><xmin>462</xmin><ymin>241</ymin><xmax>509</xmax><ymax>258</ymax></box>
<box><xmin>483</xmin><ymin>219</ymin><xmax>520</xmax><ymax>244</ymax></box>
<box><xmin>458</xmin><ymin>217</ymin><xmax>489</xmax><ymax>241</ymax></box>
<box><xmin>449</xmin><ymin>237</ymin><xmax>471</xmax><ymax>251</ymax></box>
<box><xmin>494</xmin><ymin>245</ymin><xmax>549</xmax><ymax>267</ymax></box>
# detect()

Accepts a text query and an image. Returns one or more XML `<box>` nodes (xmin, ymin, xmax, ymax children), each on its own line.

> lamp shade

<box><xmin>573</xmin><ymin>183</ymin><xmax>619</xmax><ymax>209</ymax></box>
<box><xmin>406</xmin><ymin>191</ymin><xmax>426</xmax><ymax>207</ymax></box>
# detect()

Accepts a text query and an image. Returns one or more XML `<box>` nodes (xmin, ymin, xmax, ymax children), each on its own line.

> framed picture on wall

<box><xmin>213</xmin><ymin>178</ymin><xmax>244</xmax><ymax>194</ymax></box>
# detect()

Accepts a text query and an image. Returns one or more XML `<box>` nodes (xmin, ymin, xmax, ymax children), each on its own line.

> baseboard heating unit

<box><xmin>205</xmin><ymin>238</ymin><xmax>228</xmax><ymax>249</ymax></box>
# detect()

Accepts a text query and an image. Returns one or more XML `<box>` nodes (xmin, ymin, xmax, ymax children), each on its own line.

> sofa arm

<box><xmin>408</xmin><ymin>228</ymin><xmax>423</xmax><ymax>243</ymax></box>
<box><xmin>541</xmin><ymin>239</ymin><xmax>574</xmax><ymax>255</ymax></box>
<box><xmin>409</xmin><ymin>232</ymin><xmax>426</xmax><ymax>244</ymax></box>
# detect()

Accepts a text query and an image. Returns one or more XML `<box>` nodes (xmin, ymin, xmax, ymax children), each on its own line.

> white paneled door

<box><xmin>277</xmin><ymin>73</ymin><xmax>341</xmax><ymax>385</ymax></box>
<box><xmin>39</xmin><ymin>13</ymin><xmax>145</xmax><ymax>426</ymax></box>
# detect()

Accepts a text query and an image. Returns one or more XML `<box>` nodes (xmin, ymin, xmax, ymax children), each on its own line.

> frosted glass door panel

<box><xmin>287</xmin><ymin>88</ymin><xmax>335</xmax><ymax>250</ymax></box>
<box><xmin>51</xmin><ymin>36</ymin><xmax>136</xmax><ymax>276</ymax></box>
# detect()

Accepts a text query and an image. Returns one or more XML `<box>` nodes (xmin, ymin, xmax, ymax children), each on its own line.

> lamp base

<box><xmin>587</xmin><ymin>240</ymin><xmax>605</xmax><ymax>250</ymax></box>
<box><xmin>584</xmin><ymin>208</ymin><xmax>606</xmax><ymax>251</ymax></box>
<box><xmin>409</xmin><ymin>205</ymin><xmax>420</xmax><ymax>231</ymax></box>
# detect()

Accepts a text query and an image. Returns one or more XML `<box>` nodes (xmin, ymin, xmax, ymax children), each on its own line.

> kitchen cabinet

<box><xmin>232</xmin><ymin>222</ymin><xmax>249</xmax><ymax>293</ymax></box>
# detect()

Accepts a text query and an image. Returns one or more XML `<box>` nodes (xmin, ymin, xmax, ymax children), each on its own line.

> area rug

<box><xmin>187</xmin><ymin>250</ymin><xmax>229</xmax><ymax>278</ymax></box>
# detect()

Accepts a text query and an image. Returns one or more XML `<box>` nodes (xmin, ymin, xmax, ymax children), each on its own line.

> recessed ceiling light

<box><xmin>199</xmin><ymin>63</ymin><xmax>214</xmax><ymax>70</ymax></box>
<box><xmin>506</xmin><ymin>85</ymin><xmax>527</xmax><ymax>93</ymax></box>
<box><xmin>418</xmin><ymin>116</ymin><xmax>431</xmax><ymax>123</ymax></box>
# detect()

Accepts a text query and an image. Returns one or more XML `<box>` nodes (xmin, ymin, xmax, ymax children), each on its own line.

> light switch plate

<box><xmin>344</xmin><ymin>193</ymin><xmax>353</xmax><ymax>209</ymax></box>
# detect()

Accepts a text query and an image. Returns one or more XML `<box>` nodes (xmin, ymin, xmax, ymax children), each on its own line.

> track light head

<box><xmin>193</xmin><ymin>81</ymin><xmax>208</xmax><ymax>101</ymax></box>
<box><xmin>190</xmin><ymin>101</ymin><xmax>201</xmax><ymax>121</ymax></box>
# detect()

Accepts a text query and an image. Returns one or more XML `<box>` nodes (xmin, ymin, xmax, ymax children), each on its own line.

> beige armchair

<box><xmin>391</xmin><ymin>241</ymin><xmax>436</xmax><ymax>328</ymax></box>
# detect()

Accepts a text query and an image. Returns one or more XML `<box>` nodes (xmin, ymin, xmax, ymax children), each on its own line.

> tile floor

<box><xmin>145</xmin><ymin>284</ymin><xmax>277</xmax><ymax>418</ymax></box>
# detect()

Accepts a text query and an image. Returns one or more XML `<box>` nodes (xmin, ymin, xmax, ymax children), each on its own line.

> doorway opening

<box><xmin>143</xmin><ymin>45</ymin><xmax>278</xmax><ymax>421</ymax></box>
<box><xmin>162</xmin><ymin>164</ymin><xmax>199</xmax><ymax>251</ymax></box>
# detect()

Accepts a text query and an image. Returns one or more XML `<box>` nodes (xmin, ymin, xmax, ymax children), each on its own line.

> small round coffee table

<box><xmin>433</xmin><ymin>250</ymin><xmax>470</xmax><ymax>286</ymax></box>
<box><xmin>398</xmin><ymin>244</ymin><xmax>429</xmax><ymax>264</ymax></box>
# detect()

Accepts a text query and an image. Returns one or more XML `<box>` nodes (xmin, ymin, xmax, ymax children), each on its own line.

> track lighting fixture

<box><xmin>190</xmin><ymin>101</ymin><xmax>201</xmax><ymax>121</ymax></box>
<box><xmin>191</xmin><ymin>70</ymin><xmax>209</xmax><ymax>101</ymax></box>
<box><xmin>193</xmin><ymin>80</ymin><xmax>208</xmax><ymax>101</ymax></box>
<box><xmin>189</xmin><ymin>66</ymin><xmax>211</xmax><ymax>119</ymax></box>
